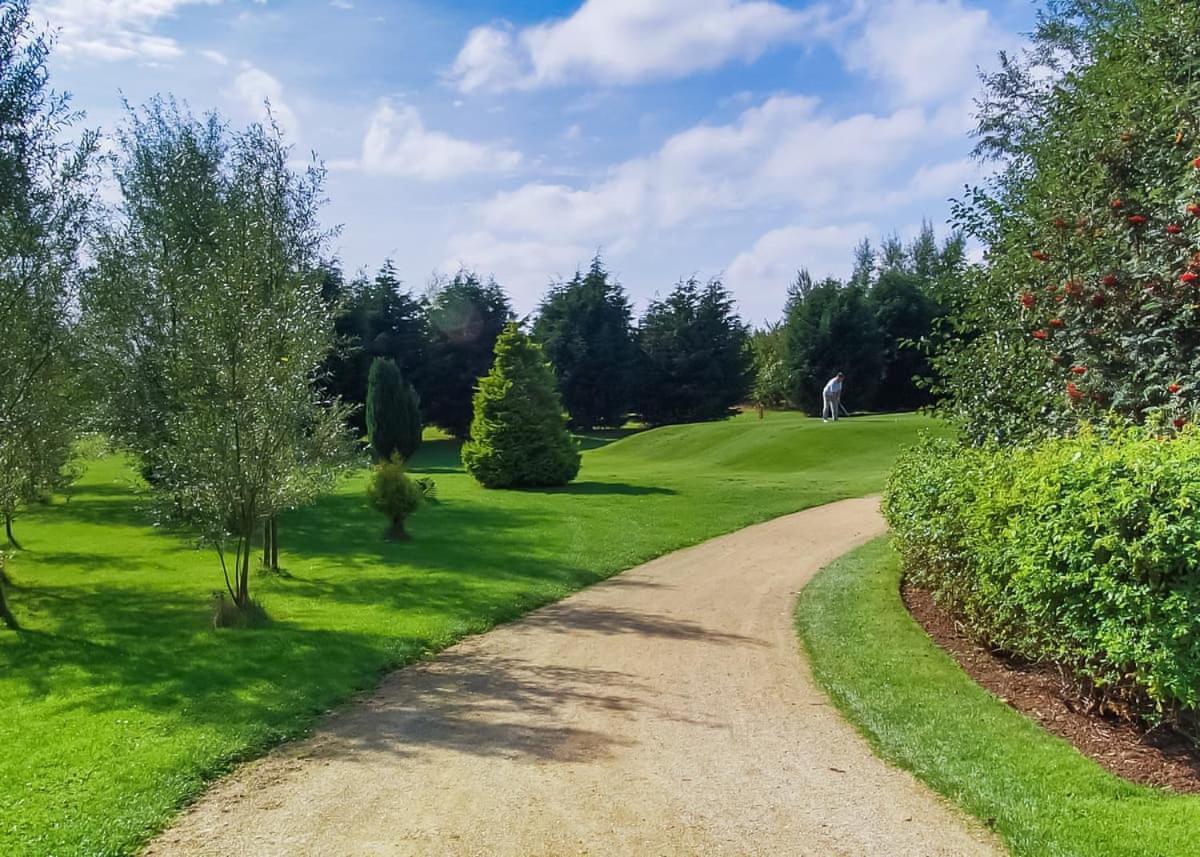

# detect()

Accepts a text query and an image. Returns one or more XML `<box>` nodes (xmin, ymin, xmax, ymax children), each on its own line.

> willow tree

<box><xmin>83</xmin><ymin>100</ymin><xmax>350</xmax><ymax>614</ymax></box>
<box><xmin>0</xmin><ymin>1</ymin><xmax>97</xmax><ymax>626</ymax></box>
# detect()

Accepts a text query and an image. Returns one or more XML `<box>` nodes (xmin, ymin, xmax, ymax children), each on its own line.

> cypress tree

<box><xmin>462</xmin><ymin>323</ymin><xmax>580</xmax><ymax>489</ymax></box>
<box><xmin>366</xmin><ymin>357</ymin><xmax>422</xmax><ymax>461</ymax></box>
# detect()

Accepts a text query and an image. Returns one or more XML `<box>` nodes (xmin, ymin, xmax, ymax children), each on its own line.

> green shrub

<box><xmin>462</xmin><ymin>323</ymin><xmax>580</xmax><ymax>488</ymax></box>
<box><xmin>885</xmin><ymin>427</ymin><xmax>1200</xmax><ymax>732</ymax></box>
<box><xmin>366</xmin><ymin>454</ymin><xmax>424</xmax><ymax>540</ymax></box>
<box><xmin>366</xmin><ymin>357</ymin><xmax>422</xmax><ymax>461</ymax></box>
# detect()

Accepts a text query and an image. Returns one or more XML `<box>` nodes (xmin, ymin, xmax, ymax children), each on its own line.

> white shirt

<box><xmin>823</xmin><ymin>377</ymin><xmax>843</xmax><ymax>396</ymax></box>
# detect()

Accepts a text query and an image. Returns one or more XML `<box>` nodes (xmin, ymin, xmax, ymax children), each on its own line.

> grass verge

<box><xmin>796</xmin><ymin>538</ymin><xmax>1200</xmax><ymax>857</ymax></box>
<box><xmin>2</xmin><ymin>412</ymin><xmax>933</xmax><ymax>855</ymax></box>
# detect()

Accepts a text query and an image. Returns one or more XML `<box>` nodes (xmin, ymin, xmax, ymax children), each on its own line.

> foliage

<box><xmin>366</xmin><ymin>453</ymin><xmax>424</xmax><ymax>540</ymax></box>
<box><xmin>324</xmin><ymin>261</ymin><xmax>428</xmax><ymax>435</ymax></box>
<box><xmin>635</xmin><ymin>277</ymin><xmax>752</xmax><ymax>425</ymax></box>
<box><xmin>533</xmin><ymin>255</ymin><xmax>637</xmax><ymax>429</ymax></box>
<box><xmin>885</xmin><ymin>426</ymin><xmax>1200</xmax><ymax>733</ymax></box>
<box><xmin>944</xmin><ymin>0</ymin><xmax>1200</xmax><ymax>442</ymax></box>
<box><xmin>423</xmin><ymin>270</ymin><xmax>512</xmax><ymax>438</ymax></box>
<box><xmin>749</xmin><ymin>322</ymin><xmax>790</xmax><ymax>409</ymax></box>
<box><xmin>784</xmin><ymin>275</ymin><xmax>883</xmax><ymax>415</ymax></box>
<box><xmin>365</xmin><ymin>357</ymin><xmax>421</xmax><ymax>461</ymax></box>
<box><xmin>0</xmin><ymin>0</ymin><xmax>97</xmax><ymax>559</ymax></box>
<box><xmin>799</xmin><ymin>538</ymin><xmax>1200</xmax><ymax>857</ymax></box>
<box><xmin>81</xmin><ymin>99</ymin><xmax>351</xmax><ymax>611</ymax></box>
<box><xmin>783</xmin><ymin>222</ymin><xmax>961</xmax><ymax>415</ymax></box>
<box><xmin>462</xmin><ymin>323</ymin><xmax>581</xmax><ymax>488</ymax></box>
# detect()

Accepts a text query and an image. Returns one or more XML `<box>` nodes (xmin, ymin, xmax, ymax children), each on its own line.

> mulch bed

<box><xmin>902</xmin><ymin>581</ymin><xmax>1200</xmax><ymax>793</ymax></box>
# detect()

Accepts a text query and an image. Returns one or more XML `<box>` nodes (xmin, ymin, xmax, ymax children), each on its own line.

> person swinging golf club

<box><xmin>822</xmin><ymin>372</ymin><xmax>845</xmax><ymax>422</ymax></box>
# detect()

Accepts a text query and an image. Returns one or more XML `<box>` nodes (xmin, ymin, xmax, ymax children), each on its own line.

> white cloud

<box><xmin>725</xmin><ymin>222</ymin><xmax>872</xmax><ymax>320</ymax></box>
<box><xmin>231</xmin><ymin>64</ymin><xmax>300</xmax><ymax>139</ymax></box>
<box><xmin>839</xmin><ymin>0</ymin><xmax>1006</xmax><ymax>104</ymax></box>
<box><xmin>441</xmin><ymin>231</ymin><xmax>590</xmax><ymax>308</ymax></box>
<box><xmin>330</xmin><ymin>0</ymin><xmax>354</xmax><ymax>9</ymax></box>
<box><xmin>39</xmin><ymin>0</ymin><xmax>220</xmax><ymax>62</ymax></box>
<box><xmin>199</xmin><ymin>48</ymin><xmax>228</xmax><ymax>65</ymax></box>
<box><xmin>451</xmin><ymin>0</ymin><xmax>836</xmax><ymax>93</ymax></box>
<box><xmin>354</xmin><ymin>101</ymin><xmax>522</xmax><ymax>180</ymax></box>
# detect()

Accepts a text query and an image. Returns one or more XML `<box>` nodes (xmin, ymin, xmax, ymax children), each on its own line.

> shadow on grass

<box><xmin>572</xmin><ymin>427</ymin><xmax>644</xmax><ymax>452</ymax></box>
<box><xmin>531</xmin><ymin>481</ymin><xmax>676</xmax><ymax>497</ymax></box>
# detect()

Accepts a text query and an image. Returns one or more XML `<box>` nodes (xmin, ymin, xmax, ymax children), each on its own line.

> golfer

<box><xmin>822</xmin><ymin>372</ymin><xmax>845</xmax><ymax>422</ymax></box>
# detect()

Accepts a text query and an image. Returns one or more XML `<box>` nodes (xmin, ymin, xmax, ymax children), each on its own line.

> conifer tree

<box><xmin>366</xmin><ymin>357</ymin><xmax>422</xmax><ymax>461</ymax></box>
<box><xmin>462</xmin><ymin>323</ymin><xmax>580</xmax><ymax>488</ymax></box>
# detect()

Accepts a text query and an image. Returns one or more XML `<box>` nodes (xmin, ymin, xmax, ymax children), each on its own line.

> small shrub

<box><xmin>462</xmin><ymin>323</ymin><xmax>580</xmax><ymax>488</ymax></box>
<box><xmin>366</xmin><ymin>453</ymin><xmax>424</xmax><ymax>540</ymax></box>
<box><xmin>885</xmin><ymin>427</ymin><xmax>1200</xmax><ymax>732</ymax></box>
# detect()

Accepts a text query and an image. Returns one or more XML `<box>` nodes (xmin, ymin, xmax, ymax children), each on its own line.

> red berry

<box><xmin>1181</xmin><ymin>271</ymin><xmax>1199</xmax><ymax>284</ymax></box>
<box><xmin>1064</xmin><ymin>280</ymin><xmax>1083</xmax><ymax>297</ymax></box>
<box><xmin>1067</xmin><ymin>382</ymin><xmax>1084</xmax><ymax>401</ymax></box>
<box><xmin>1054</xmin><ymin>216</ymin><xmax>1068</xmax><ymax>229</ymax></box>
<box><xmin>1091</xmin><ymin>292</ymin><xmax>1106</xmax><ymax>308</ymax></box>
<box><xmin>1188</xmin><ymin>204</ymin><xmax>1200</xmax><ymax>217</ymax></box>
<box><xmin>1071</xmin><ymin>366</ymin><xmax>1087</xmax><ymax>375</ymax></box>
<box><xmin>1168</xmin><ymin>224</ymin><xmax>1184</xmax><ymax>234</ymax></box>
<box><xmin>1102</xmin><ymin>274</ymin><xmax>1119</xmax><ymax>287</ymax></box>
<box><xmin>1175</xmin><ymin>417</ymin><xmax>1188</xmax><ymax>429</ymax></box>
<box><xmin>1020</xmin><ymin>292</ymin><xmax>1036</xmax><ymax>309</ymax></box>
<box><xmin>1032</xmin><ymin>329</ymin><xmax>1048</xmax><ymax>340</ymax></box>
<box><xmin>1111</xmin><ymin>198</ymin><xmax>1124</xmax><ymax>209</ymax></box>
<box><xmin>1049</xmin><ymin>317</ymin><xmax>1065</xmax><ymax>328</ymax></box>
<box><xmin>1169</xmin><ymin>383</ymin><xmax>1182</xmax><ymax>394</ymax></box>
<box><xmin>1031</xmin><ymin>250</ymin><xmax>1049</xmax><ymax>262</ymax></box>
<box><xmin>1194</xmin><ymin>157</ymin><xmax>1200</xmax><ymax>169</ymax></box>
<box><xmin>1127</xmin><ymin>214</ymin><xmax>1148</xmax><ymax>226</ymax></box>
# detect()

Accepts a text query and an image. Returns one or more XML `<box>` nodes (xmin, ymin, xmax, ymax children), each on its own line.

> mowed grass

<box><xmin>2</xmin><ymin>411</ymin><xmax>935</xmax><ymax>856</ymax></box>
<box><xmin>797</xmin><ymin>538</ymin><xmax>1200</xmax><ymax>857</ymax></box>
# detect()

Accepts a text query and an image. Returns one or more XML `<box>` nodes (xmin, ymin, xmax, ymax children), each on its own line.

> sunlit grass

<box><xmin>798</xmin><ymin>539</ymin><xmax>1200</xmax><ymax>857</ymax></box>
<box><xmin>2</xmin><ymin>411</ymin><xmax>936</xmax><ymax>855</ymax></box>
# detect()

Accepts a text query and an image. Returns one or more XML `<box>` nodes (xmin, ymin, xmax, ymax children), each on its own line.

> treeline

<box><xmin>750</xmin><ymin>223</ymin><xmax>965</xmax><ymax>415</ymax></box>
<box><xmin>324</xmin><ymin>256</ymin><xmax>753</xmax><ymax>435</ymax></box>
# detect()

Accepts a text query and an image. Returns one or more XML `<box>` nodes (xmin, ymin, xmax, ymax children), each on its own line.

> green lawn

<box><xmin>797</xmin><ymin>538</ymin><xmax>1200</xmax><ymax>857</ymax></box>
<box><xmin>2</xmin><ymin>412</ymin><xmax>934</xmax><ymax>856</ymax></box>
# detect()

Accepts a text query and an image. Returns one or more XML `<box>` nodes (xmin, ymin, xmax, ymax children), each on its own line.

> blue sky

<box><xmin>35</xmin><ymin>0</ymin><xmax>1036</xmax><ymax>324</ymax></box>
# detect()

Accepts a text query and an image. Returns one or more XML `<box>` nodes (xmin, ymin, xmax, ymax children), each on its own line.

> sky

<box><xmin>33</xmin><ymin>0</ymin><xmax>1036</xmax><ymax>325</ymax></box>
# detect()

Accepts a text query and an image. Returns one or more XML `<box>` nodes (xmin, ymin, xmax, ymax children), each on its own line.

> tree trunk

<box><xmin>270</xmin><ymin>516</ymin><xmax>279</xmax><ymax>571</ymax></box>
<box><xmin>388</xmin><ymin>516</ymin><xmax>409</xmax><ymax>541</ymax></box>
<box><xmin>236</xmin><ymin>536</ymin><xmax>251</xmax><ymax>608</ymax></box>
<box><xmin>0</xmin><ymin>582</ymin><xmax>15</xmax><ymax>631</ymax></box>
<box><xmin>262</xmin><ymin>519</ymin><xmax>271</xmax><ymax>568</ymax></box>
<box><xmin>4</xmin><ymin>514</ymin><xmax>21</xmax><ymax>551</ymax></box>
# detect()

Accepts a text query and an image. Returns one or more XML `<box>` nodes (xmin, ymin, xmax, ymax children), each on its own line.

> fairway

<box><xmin>2</xmin><ymin>412</ymin><xmax>936</xmax><ymax>855</ymax></box>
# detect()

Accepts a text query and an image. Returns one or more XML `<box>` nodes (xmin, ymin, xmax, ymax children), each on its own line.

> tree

<box><xmin>937</xmin><ymin>0</ymin><xmax>1200</xmax><ymax>442</ymax></box>
<box><xmin>533</xmin><ymin>256</ymin><xmax>637</xmax><ymax>429</ymax></box>
<box><xmin>82</xmin><ymin>100</ymin><xmax>350</xmax><ymax>614</ymax></box>
<box><xmin>749</xmin><ymin>323</ymin><xmax>790</xmax><ymax>410</ymax></box>
<box><xmin>0</xmin><ymin>0</ymin><xmax>97</xmax><ymax>574</ymax></box>
<box><xmin>462</xmin><ymin>323</ymin><xmax>580</xmax><ymax>488</ymax></box>
<box><xmin>635</xmin><ymin>277</ymin><xmax>752</xmax><ymax>425</ymax></box>
<box><xmin>325</xmin><ymin>261</ymin><xmax>428</xmax><ymax>435</ymax></box>
<box><xmin>424</xmin><ymin>270</ymin><xmax>512</xmax><ymax>438</ymax></box>
<box><xmin>784</xmin><ymin>278</ymin><xmax>884</xmax><ymax>415</ymax></box>
<box><xmin>868</xmin><ymin>269</ymin><xmax>940</xmax><ymax>411</ymax></box>
<box><xmin>366</xmin><ymin>357</ymin><xmax>422</xmax><ymax>461</ymax></box>
<box><xmin>366</xmin><ymin>454</ymin><xmax>424</xmax><ymax>540</ymax></box>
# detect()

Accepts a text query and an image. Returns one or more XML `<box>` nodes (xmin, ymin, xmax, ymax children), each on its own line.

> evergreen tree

<box><xmin>462</xmin><ymin>323</ymin><xmax>580</xmax><ymax>488</ymax></box>
<box><xmin>533</xmin><ymin>256</ymin><xmax>637</xmax><ymax>429</ymax></box>
<box><xmin>868</xmin><ymin>269</ymin><xmax>940</xmax><ymax>411</ymax></box>
<box><xmin>635</xmin><ymin>277</ymin><xmax>752</xmax><ymax>425</ymax></box>
<box><xmin>325</xmin><ymin>261</ymin><xmax>428</xmax><ymax>435</ymax></box>
<box><xmin>424</xmin><ymin>270</ymin><xmax>512</xmax><ymax>438</ymax></box>
<box><xmin>366</xmin><ymin>357</ymin><xmax>422</xmax><ymax>461</ymax></box>
<box><xmin>784</xmin><ymin>279</ymin><xmax>884</xmax><ymax>415</ymax></box>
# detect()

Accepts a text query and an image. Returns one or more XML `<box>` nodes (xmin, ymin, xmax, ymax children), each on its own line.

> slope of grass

<box><xmin>2</xmin><ymin>412</ymin><xmax>935</xmax><ymax>855</ymax></box>
<box><xmin>797</xmin><ymin>538</ymin><xmax>1200</xmax><ymax>857</ymax></box>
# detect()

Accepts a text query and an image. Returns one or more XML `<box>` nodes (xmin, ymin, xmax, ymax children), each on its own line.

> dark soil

<box><xmin>902</xmin><ymin>581</ymin><xmax>1200</xmax><ymax>793</ymax></box>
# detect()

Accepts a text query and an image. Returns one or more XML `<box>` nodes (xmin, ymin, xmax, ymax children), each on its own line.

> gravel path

<box><xmin>147</xmin><ymin>497</ymin><xmax>1000</xmax><ymax>856</ymax></box>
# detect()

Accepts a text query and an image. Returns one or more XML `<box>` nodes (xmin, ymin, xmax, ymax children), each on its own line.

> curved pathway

<box><xmin>148</xmin><ymin>497</ymin><xmax>999</xmax><ymax>856</ymax></box>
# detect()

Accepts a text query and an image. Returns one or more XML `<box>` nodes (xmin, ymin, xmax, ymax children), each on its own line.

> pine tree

<box><xmin>462</xmin><ymin>323</ymin><xmax>580</xmax><ymax>489</ymax></box>
<box><xmin>366</xmin><ymin>357</ymin><xmax>422</xmax><ymax>461</ymax></box>
<box><xmin>534</xmin><ymin>256</ymin><xmax>637</xmax><ymax>429</ymax></box>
